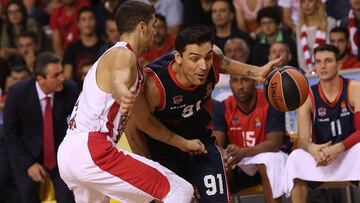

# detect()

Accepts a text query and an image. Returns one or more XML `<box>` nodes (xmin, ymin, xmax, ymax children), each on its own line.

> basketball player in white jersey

<box><xmin>57</xmin><ymin>1</ymin><xmax>206</xmax><ymax>203</ymax></box>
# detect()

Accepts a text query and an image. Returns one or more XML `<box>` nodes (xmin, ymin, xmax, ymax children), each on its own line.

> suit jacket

<box><xmin>3</xmin><ymin>77</ymin><xmax>79</xmax><ymax>171</ymax></box>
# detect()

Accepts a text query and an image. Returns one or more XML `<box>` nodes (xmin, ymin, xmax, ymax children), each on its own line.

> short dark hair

<box><xmin>212</xmin><ymin>0</ymin><xmax>236</xmax><ymax>14</ymax></box>
<box><xmin>175</xmin><ymin>25</ymin><xmax>214</xmax><ymax>55</ymax></box>
<box><xmin>330</xmin><ymin>26</ymin><xmax>350</xmax><ymax>42</ymax></box>
<box><xmin>19</xmin><ymin>31</ymin><xmax>38</xmax><ymax>44</ymax></box>
<box><xmin>34</xmin><ymin>52</ymin><xmax>61</xmax><ymax>77</ymax></box>
<box><xmin>314</xmin><ymin>44</ymin><xmax>340</xmax><ymax>61</ymax></box>
<box><xmin>11</xmin><ymin>65</ymin><xmax>31</xmax><ymax>75</ymax></box>
<box><xmin>114</xmin><ymin>1</ymin><xmax>155</xmax><ymax>35</ymax></box>
<box><xmin>155</xmin><ymin>13</ymin><xmax>166</xmax><ymax>26</ymax></box>
<box><xmin>77</xmin><ymin>7</ymin><xmax>95</xmax><ymax>21</ymax></box>
<box><xmin>257</xmin><ymin>6</ymin><xmax>281</xmax><ymax>25</ymax></box>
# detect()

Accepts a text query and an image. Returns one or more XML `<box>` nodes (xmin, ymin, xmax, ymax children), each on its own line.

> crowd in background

<box><xmin>0</xmin><ymin>0</ymin><xmax>359</xmax><ymax>97</ymax></box>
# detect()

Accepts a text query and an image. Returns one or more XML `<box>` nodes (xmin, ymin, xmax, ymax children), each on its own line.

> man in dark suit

<box><xmin>3</xmin><ymin>52</ymin><xmax>79</xmax><ymax>203</ymax></box>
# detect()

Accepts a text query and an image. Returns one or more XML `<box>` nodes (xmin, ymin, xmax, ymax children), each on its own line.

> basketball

<box><xmin>264</xmin><ymin>66</ymin><xmax>309</xmax><ymax>112</ymax></box>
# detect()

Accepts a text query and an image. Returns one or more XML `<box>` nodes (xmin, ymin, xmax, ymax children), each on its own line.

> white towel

<box><xmin>284</xmin><ymin>143</ymin><xmax>360</xmax><ymax>197</ymax></box>
<box><xmin>237</xmin><ymin>151</ymin><xmax>288</xmax><ymax>198</ymax></box>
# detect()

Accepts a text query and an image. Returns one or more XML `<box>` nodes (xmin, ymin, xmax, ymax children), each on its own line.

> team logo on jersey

<box><xmin>341</xmin><ymin>101</ymin><xmax>347</xmax><ymax>113</ymax></box>
<box><xmin>232</xmin><ymin>116</ymin><xmax>240</xmax><ymax>125</ymax></box>
<box><xmin>205</xmin><ymin>83</ymin><xmax>213</xmax><ymax>97</ymax></box>
<box><xmin>255</xmin><ymin>117</ymin><xmax>262</xmax><ymax>128</ymax></box>
<box><xmin>172</xmin><ymin>95</ymin><xmax>183</xmax><ymax>104</ymax></box>
<box><xmin>317</xmin><ymin>107</ymin><xmax>327</xmax><ymax>117</ymax></box>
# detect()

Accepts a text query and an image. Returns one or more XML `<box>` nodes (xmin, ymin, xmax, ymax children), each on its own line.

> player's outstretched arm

<box><xmin>213</xmin><ymin>45</ymin><xmax>281</xmax><ymax>82</ymax></box>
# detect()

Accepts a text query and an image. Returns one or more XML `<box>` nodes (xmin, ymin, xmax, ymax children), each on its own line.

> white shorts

<box><xmin>237</xmin><ymin>151</ymin><xmax>288</xmax><ymax>198</ymax></box>
<box><xmin>57</xmin><ymin>132</ymin><xmax>193</xmax><ymax>203</ymax></box>
<box><xmin>284</xmin><ymin>143</ymin><xmax>360</xmax><ymax>197</ymax></box>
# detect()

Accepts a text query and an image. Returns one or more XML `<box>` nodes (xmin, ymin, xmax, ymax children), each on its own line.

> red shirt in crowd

<box><xmin>50</xmin><ymin>0</ymin><xmax>89</xmax><ymax>49</ymax></box>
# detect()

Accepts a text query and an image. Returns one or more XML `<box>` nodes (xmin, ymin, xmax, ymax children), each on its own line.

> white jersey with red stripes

<box><xmin>67</xmin><ymin>41</ymin><xmax>144</xmax><ymax>142</ymax></box>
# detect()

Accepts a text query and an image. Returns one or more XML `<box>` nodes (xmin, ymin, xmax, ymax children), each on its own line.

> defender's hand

<box><xmin>120</xmin><ymin>86</ymin><xmax>137</xmax><ymax>114</ymax></box>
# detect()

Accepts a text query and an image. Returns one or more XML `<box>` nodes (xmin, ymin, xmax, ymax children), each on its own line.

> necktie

<box><xmin>43</xmin><ymin>96</ymin><xmax>56</xmax><ymax>169</ymax></box>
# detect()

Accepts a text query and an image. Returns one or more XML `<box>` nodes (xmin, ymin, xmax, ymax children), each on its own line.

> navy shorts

<box><xmin>149</xmin><ymin>136</ymin><xmax>229</xmax><ymax>203</ymax></box>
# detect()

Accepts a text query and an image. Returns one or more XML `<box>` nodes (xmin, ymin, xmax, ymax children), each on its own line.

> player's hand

<box><xmin>307</xmin><ymin>142</ymin><xmax>331</xmax><ymax>166</ymax></box>
<box><xmin>321</xmin><ymin>143</ymin><xmax>345</xmax><ymax>166</ymax></box>
<box><xmin>182</xmin><ymin>139</ymin><xmax>207</xmax><ymax>155</ymax></box>
<box><xmin>120</xmin><ymin>86</ymin><xmax>137</xmax><ymax>114</ymax></box>
<box><xmin>225</xmin><ymin>144</ymin><xmax>246</xmax><ymax>171</ymax></box>
<box><xmin>27</xmin><ymin>163</ymin><xmax>47</xmax><ymax>183</ymax></box>
<box><xmin>258</xmin><ymin>57</ymin><xmax>282</xmax><ymax>82</ymax></box>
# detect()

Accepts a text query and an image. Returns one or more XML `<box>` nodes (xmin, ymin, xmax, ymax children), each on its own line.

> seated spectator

<box><xmin>211</xmin><ymin>0</ymin><xmax>253</xmax><ymax>52</ymax></box>
<box><xmin>330</xmin><ymin>26</ymin><xmax>360</xmax><ymax>69</ymax></box>
<box><xmin>141</xmin><ymin>14</ymin><xmax>175</xmax><ymax>64</ymax></box>
<box><xmin>7</xmin><ymin>32</ymin><xmax>40</xmax><ymax>73</ymax></box>
<box><xmin>63</xmin><ymin>7</ymin><xmax>103</xmax><ymax>88</ymax></box>
<box><xmin>284</xmin><ymin>44</ymin><xmax>360</xmax><ymax>203</ymax></box>
<box><xmin>268</xmin><ymin>42</ymin><xmax>294</xmax><ymax>68</ymax></box>
<box><xmin>212</xmin><ymin>74</ymin><xmax>288</xmax><ymax>203</ymax></box>
<box><xmin>143</xmin><ymin>0</ymin><xmax>183</xmax><ymax>36</ymax></box>
<box><xmin>4</xmin><ymin>65</ymin><xmax>31</xmax><ymax>93</ymax></box>
<box><xmin>296</xmin><ymin>0</ymin><xmax>336</xmax><ymax>73</ymax></box>
<box><xmin>0</xmin><ymin>1</ymin><xmax>43</xmax><ymax>59</ymax></box>
<box><xmin>50</xmin><ymin>0</ymin><xmax>88</xmax><ymax>57</ymax></box>
<box><xmin>339</xmin><ymin>0</ymin><xmax>360</xmax><ymax>59</ymax></box>
<box><xmin>216</xmin><ymin>37</ymin><xmax>249</xmax><ymax>89</ymax></box>
<box><xmin>98</xmin><ymin>16</ymin><xmax>120</xmax><ymax>56</ymax></box>
<box><xmin>250</xmin><ymin>6</ymin><xmax>297</xmax><ymax>67</ymax></box>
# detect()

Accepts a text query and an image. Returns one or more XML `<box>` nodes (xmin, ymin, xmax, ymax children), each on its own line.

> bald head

<box><xmin>224</xmin><ymin>38</ymin><xmax>249</xmax><ymax>63</ymax></box>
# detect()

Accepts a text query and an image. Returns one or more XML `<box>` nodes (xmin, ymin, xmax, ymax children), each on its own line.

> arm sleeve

<box><xmin>212</xmin><ymin>100</ymin><xmax>227</xmax><ymax>133</ymax></box>
<box><xmin>3</xmin><ymin>86</ymin><xmax>35</xmax><ymax>170</ymax></box>
<box><xmin>342</xmin><ymin>112</ymin><xmax>360</xmax><ymax>150</ymax></box>
<box><xmin>266</xmin><ymin>105</ymin><xmax>285</xmax><ymax>133</ymax></box>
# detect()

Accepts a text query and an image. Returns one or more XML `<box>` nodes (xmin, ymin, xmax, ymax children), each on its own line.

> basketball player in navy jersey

<box><xmin>128</xmin><ymin>25</ymin><xmax>281</xmax><ymax>203</ymax></box>
<box><xmin>212</xmin><ymin>75</ymin><xmax>289</xmax><ymax>203</ymax></box>
<box><xmin>284</xmin><ymin>44</ymin><xmax>360</xmax><ymax>203</ymax></box>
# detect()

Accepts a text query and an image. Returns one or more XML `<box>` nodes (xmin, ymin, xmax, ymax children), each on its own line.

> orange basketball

<box><xmin>264</xmin><ymin>66</ymin><xmax>309</xmax><ymax>112</ymax></box>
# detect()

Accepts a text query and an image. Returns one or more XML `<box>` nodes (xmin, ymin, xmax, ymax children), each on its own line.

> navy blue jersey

<box><xmin>144</xmin><ymin>53</ymin><xmax>219</xmax><ymax>139</ymax></box>
<box><xmin>311</xmin><ymin>77</ymin><xmax>355</xmax><ymax>144</ymax></box>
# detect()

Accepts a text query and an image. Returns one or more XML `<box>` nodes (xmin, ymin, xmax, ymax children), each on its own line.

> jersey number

<box><xmin>182</xmin><ymin>100</ymin><xmax>201</xmax><ymax>118</ymax></box>
<box><xmin>330</xmin><ymin>119</ymin><xmax>342</xmax><ymax>137</ymax></box>
<box><xmin>204</xmin><ymin>174</ymin><xmax>224</xmax><ymax>196</ymax></box>
<box><xmin>242</xmin><ymin>131</ymin><xmax>255</xmax><ymax>147</ymax></box>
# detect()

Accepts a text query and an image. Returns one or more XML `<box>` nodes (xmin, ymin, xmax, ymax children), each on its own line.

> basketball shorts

<box><xmin>149</xmin><ymin>136</ymin><xmax>229</xmax><ymax>203</ymax></box>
